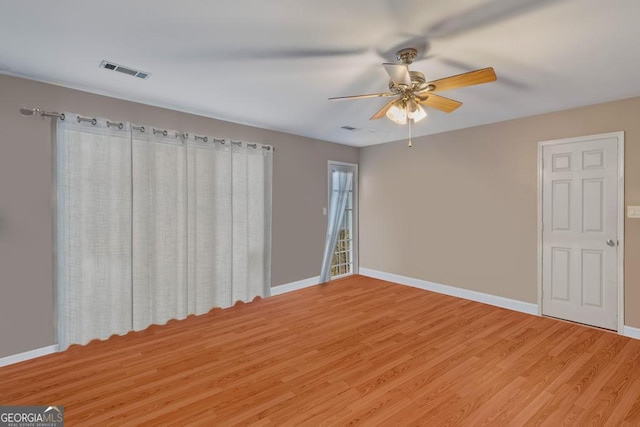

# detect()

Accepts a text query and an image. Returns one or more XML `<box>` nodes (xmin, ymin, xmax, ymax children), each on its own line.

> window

<box><xmin>328</xmin><ymin>161</ymin><xmax>358</xmax><ymax>278</ymax></box>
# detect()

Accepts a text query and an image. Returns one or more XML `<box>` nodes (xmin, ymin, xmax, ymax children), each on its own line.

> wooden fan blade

<box><xmin>427</xmin><ymin>67</ymin><xmax>497</xmax><ymax>92</ymax></box>
<box><xmin>329</xmin><ymin>92</ymin><xmax>396</xmax><ymax>101</ymax></box>
<box><xmin>418</xmin><ymin>94</ymin><xmax>462</xmax><ymax>113</ymax></box>
<box><xmin>383</xmin><ymin>63</ymin><xmax>411</xmax><ymax>86</ymax></box>
<box><xmin>370</xmin><ymin>98</ymin><xmax>399</xmax><ymax>120</ymax></box>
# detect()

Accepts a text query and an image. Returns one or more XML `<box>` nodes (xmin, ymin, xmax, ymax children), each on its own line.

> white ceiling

<box><xmin>1</xmin><ymin>0</ymin><xmax>639</xmax><ymax>147</ymax></box>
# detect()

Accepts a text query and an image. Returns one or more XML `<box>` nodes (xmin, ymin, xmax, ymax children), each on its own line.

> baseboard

<box><xmin>270</xmin><ymin>276</ymin><xmax>320</xmax><ymax>296</ymax></box>
<box><xmin>623</xmin><ymin>326</ymin><xmax>640</xmax><ymax>340</ymax></box>
<box><xmin>1</xmin><ymin>282</ymin><xmax>633</xmax><ymax>368</ymax></box>
<box><xmin>0</xmin><ymin>278</ymin><xmax>320</xmax><ymax>367</ymax></box>
<box><xmin>0</xmin><ymin>344</ymin><xmax>59</xmax><ymax>368</ymax></box>
<box><xmin>359</xmin><ymin>268</ymin><xmax>539</xmax><ymax>316</ymax></box>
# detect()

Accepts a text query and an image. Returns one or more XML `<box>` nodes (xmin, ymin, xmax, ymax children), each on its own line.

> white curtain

<box><xmin>56</xmin><ymin>115</ymin><xmax>132</xmax><ymax>349</ymax></box>
<box><xmin>232</xmin><ymin>142</ymin><xmax>273</xmax><ymax>302</ymax></box>
<box><xmin>187</xmin><ymin>138</ymin><xmax>232</xmax><ymax>313</ymax></box>
<box><xmin>132</xmin><ymin>129</ymin><xmax>188</xmax><ymax>330</ymax></box>
<box><xmin>56</xmin><ymin>115</ymin><xmax>273</xmax><ymax>349</ymax></box>
<box><xmin>319</xmin><ymin>170</ymin><xmax>353</xmax><ymax>283</ymax></box>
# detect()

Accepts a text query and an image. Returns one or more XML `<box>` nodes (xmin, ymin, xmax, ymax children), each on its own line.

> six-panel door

<box><xmin>542</xmin><ymin>136</ymin><xmax>619</xmax><ymax>330</ymax></box>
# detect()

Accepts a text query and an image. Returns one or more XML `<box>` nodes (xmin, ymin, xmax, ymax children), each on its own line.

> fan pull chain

<box><xmin>408</xmin><ymin>118</ymin><xmax>413</xmax><ymax>147</ymax></box>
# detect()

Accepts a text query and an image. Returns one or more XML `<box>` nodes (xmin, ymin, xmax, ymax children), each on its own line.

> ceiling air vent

<box><xmin>100</xmin><ymin>60</ymin><xmax>150</xmax><ymax>79</ymax></box>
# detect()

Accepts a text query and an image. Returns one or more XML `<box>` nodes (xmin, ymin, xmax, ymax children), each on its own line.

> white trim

<box><xmin>537</xmin><ymin>143</ymin><xmax>544</xmax><ymax>316</ymax></box>
<box><xmin>0</xmin><ymin>284</ymin><xmax>633</xmax><ymax>369</ymax></box>
<box><xmin>0</xmin><ymin>345</ymin><xmax>59</xmax><ymax>368</ymax></box>
<box><xmin>623</xmin><ymin>326</ymin><xmax>640</xmax><ymax>340</ymax></box>
<box><xmin>359</xmin><ymin>268</ymin><xmax>538</xmax><ymax>315</ymax></box>
<box><xmin>270</xmin><ymin>276</ymin><xmax>320</xmax><ymax>296</ymax></box>
<box><xmin>617</xmin><ymin>136</ymin><xmax>625</xmax><ymax>333</ymax></box>
<box><xmin>537</xmin><ymin>131</ymin><xmax>625</xmax><ymax>333</ymax></box>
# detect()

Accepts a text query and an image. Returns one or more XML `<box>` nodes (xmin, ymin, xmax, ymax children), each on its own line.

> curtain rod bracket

<box><xmin>19</xmin><ymin>107</ymin><xmax>65</xmax><ymax>120</ymax></box>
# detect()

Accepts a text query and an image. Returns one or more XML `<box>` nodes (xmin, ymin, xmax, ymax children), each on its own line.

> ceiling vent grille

<box><xmin>99</xmin><ymin>60</ymin><xmax>150</xmax><ymax>79</ymax></box>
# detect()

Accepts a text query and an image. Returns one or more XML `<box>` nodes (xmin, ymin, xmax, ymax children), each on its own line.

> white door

<box><xmin>541</xmin><ymin>134</ymin><xmax>621</xmax><ymax>330</ymax></box>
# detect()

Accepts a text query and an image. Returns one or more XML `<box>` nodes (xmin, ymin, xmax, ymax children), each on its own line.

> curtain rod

<box><xmin>18</xmin><ymin>107</ymin><xmax>275</xmax><ymax>151</ymax></box>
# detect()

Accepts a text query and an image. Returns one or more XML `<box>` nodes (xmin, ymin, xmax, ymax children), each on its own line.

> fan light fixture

<box><xmin>407</xmin><ymin>99</ymin><xmax>427</xmax><ymax>122</ymax></box>
<box><xmin>386</xmin><ymin>101</ymin><xmax>407</xmax><ymax>124</ymax></box>
<box><xmin>386</xmin><ymin>99</ymin><xmax>427</xmax><ymax>125</ymax></box>
<box><xmin>385</xmin><ymin>99</ymin><xmax>427</xmax><ymax>148</ymax></box>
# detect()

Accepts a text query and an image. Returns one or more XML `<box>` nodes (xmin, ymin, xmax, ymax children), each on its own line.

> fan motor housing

<box><xmin>389</xmin><ymin>70</ymin><xmax>426</xmax><ymax>91</ymax></box>
<box><xmin>409</xmin><ymin>71</ymin><xmax>425</xmax><ymax>84</ymax></box>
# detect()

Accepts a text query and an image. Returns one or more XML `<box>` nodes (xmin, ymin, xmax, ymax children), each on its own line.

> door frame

<box><xmin>537</xmin><ymin>131</ymin><xmax>625</xmax><ymax>332</ymax></box>
<box><xmin>327</xmin><ymin>160</ymin><xmax>359</xmax><ymax>277</ymax></box>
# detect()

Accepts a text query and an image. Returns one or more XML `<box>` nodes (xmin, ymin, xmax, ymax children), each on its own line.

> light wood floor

<box><xmin>2</xmin><ymin>275</ymin><xmax>640</xmax><ymax>426</ymax></box>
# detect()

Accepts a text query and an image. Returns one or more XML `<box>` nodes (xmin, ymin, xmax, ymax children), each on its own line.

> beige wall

<box><xmin>0</xmin><ymin>74</ymin><xmax>357</xmax><ymax>358</ymax></box>
<box><xmin>360</xmin><ymin>96</ymin><xmax>640</xmax><ymax>328</ymax></box>
<box><xmin>3</xmin><ymin>71</ymin><xmax>638</xmax><ymax>359</ymax></box>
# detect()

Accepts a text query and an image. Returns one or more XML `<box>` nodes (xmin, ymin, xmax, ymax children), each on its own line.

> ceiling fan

<box><xmin>329</xmin><ymin>47</ymin><xmax>497</xmax><ymax>131</ymax></box>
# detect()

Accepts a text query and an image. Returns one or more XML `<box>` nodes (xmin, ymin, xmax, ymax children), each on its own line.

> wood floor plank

<box><xmin>1</xmin><ymin>275</ymin><xmax>639</xmax><ymax>425</ymax></box>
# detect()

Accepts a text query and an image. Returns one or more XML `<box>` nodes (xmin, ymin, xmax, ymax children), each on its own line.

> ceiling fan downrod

<box><xmin>396</xmin><ymin>48</ymin><xmax>418</xmax><ymax>65</ymax></box>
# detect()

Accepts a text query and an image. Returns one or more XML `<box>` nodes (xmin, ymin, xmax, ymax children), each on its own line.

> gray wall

<box><xmin>0</xmin><ymin>74</ymin><xmax>358</xmax><ymax>358</ymax></box>
<box><xmin>360</xmin><ymin>96</ymin><xmax>640</xmax><ymax>328</ymax></box>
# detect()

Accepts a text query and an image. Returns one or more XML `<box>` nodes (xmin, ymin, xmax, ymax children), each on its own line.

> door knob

<box><xmin>606</xmin><ymin>239</ymin><xmax>616</xmax><ymax>247</ymax></box>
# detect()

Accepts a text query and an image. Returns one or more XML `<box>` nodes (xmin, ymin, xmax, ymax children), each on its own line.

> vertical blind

<box><xmin>56</xmin><ymin>114</ymin><xmax>273</xmax><ymax>349</ymax></box>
